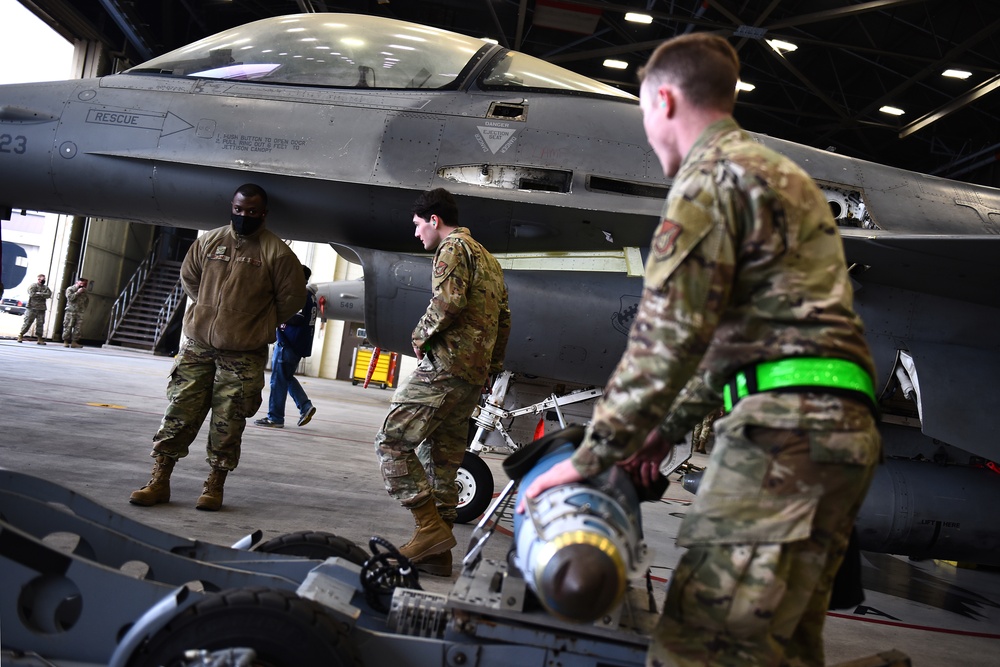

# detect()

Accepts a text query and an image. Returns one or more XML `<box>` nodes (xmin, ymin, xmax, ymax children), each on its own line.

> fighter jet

<box><xmin>1</xmin><ymin>13</ymin><xmax>999</xmax><ymax>565</ymax></box>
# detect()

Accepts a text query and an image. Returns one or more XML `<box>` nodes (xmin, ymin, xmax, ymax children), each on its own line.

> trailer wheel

<box><xmin>455</xmin><ymin>451</ymin><xmax>494</xmax><ymax>524</ymax></box>
<box><xmin>254</xmin><ymin>531</ymin><xmax>368</xmax><ymax>565</ymax></box>
<box><xmin>126</xmin><ymin>587</ymin><xmax>361</xmax><ymax>667</ymax></box>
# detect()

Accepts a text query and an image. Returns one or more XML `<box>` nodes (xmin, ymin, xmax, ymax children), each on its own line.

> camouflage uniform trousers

<box><xmin>692</xmin><ymin>407</ymin><xmax>724</xmax><ymax>455</ymax></box>
<box><xmin>151</xmin><ymin>338</ymin><xmax>267</xmax><ymax>471</ymax></box>
<box><xmin>650</xmin><ymin>393</ymin><xmax>880</xmax><ymax>667</ymax></box>
<box><xmin>62</xmin><ymin>310</ymin><xmax>85</xmax><ymax>343</ymax></box>
<box><xmin>374</xmin><ymin>355</ymin><xmax>482</xmax><ymax>523</ymax></box>
<box><xmin>19</xmin><ymin>308</ymin><xmax>46</xmax><ymax>337</ymax></box>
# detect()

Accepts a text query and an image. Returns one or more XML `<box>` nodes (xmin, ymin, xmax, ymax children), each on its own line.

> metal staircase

<box><xmin>106</xmin><ymin>240</ymin><xmax>186</xmax><ymax>353</ymax></box>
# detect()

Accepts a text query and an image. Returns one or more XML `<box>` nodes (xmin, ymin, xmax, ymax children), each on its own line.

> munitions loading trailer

<box><xmin>1</xmin><ymin>449</ymin><xmax>910</xmax><ymax>667</ymax></box>
<box><xmin>0</xmin><ymin>466</ymin><xmax>657</xmax><ymax>666</ymax></box>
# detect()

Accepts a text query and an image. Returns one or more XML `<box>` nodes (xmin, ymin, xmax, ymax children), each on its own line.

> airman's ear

<box><xmin>660</xmin><ymin>87</ymin><xmax>679</xmax><ymax>117</ymax></box>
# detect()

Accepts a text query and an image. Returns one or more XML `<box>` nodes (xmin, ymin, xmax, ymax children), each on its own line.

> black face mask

<box><xmin>231</xmin><ymin>213</ymin><xmax>264</xmax><ymax>236</ymax></box>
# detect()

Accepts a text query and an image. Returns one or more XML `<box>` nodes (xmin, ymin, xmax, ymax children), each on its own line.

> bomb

<box><xmin>510</xmin><ymin>433</ymin><xmax>650</xmax><ymax>624</ymax></box>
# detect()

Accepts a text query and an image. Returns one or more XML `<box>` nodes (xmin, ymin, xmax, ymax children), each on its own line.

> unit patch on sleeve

<box><xmin>651</xmin><ymin>219</ymin><xmax>682</xmax><ymax>259</ymax></box>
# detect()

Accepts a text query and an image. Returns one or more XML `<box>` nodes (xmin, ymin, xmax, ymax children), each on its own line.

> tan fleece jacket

<box><xmin>180</xmin><ymin>224</ymin><xmax>305</xmax><ymax>351</ymax></box>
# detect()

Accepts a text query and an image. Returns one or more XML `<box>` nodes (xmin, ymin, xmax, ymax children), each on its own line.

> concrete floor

<box><xmin>2</xmin><ymin>332</ymin><xmax>999</xmax><ymax>665</ymax></box>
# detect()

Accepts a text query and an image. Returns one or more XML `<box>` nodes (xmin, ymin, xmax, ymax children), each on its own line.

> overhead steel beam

<box><xmin>15</xmin><ymin>0</ymin><xmax>106</xmax><ymax>46</ymax></box>
<box><xmin>97</xmin><ymin>0</ymin><xmax>155</xmax><ymax>61</ymax></box>
<box><xmin>483</xmin><ymin>0</ymin><xmax>509</xmax><ymax>48</ymax></box>
<box><xmin>514</xmin><ymin>0</ymin><xmax>528</xmax><ymax>51</ymax></box>
<box><xmin>901</xmin><ymin>74</ymin><xmax>1000</xmax><ymax>138</ymax></box>
<box><xmin>855</xmin><ymin>15</ymin><xmax>1000</xmax><ymax>122</ymax></box>
<box><xmin>763</xmin><ymin>0</ymin><xmax>934</xmax><ymax>30</ymax></box>
<box><xmin>546</xmin><ymin>38</ymin><xmax>675</xmax><ymax>63</ymax></box>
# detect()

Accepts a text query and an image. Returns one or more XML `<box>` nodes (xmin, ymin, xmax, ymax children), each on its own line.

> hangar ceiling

<box><xmin>17</xmin><ymin>0</ymin><xmax>1000</xmax><ymax>187</ymax></box>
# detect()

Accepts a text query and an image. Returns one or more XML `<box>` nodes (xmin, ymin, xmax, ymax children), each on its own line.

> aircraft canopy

<box><xmin>127</xmin><ymin>13</ymin><xmax>635</xmax><ymax>101</ymax></box>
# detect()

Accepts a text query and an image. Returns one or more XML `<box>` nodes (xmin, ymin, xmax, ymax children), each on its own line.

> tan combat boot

<box><xmin>414</xmin><ymin>550</ymin><xmax>453</xmax><ymax>576</ymax></box>
<box><xmin>71</xmin><ymin>342</ymin><xmax>83</xmax><ymax>348</ymax></box>
<box><xmin>36</xmin><ymin>335</ymin><xmax>46</xmax><ymax>345</ymax></box>
<box><xmin>397</xmin><ymin>501</ymin><xmax>456</xmax><ymax>561</ymax></box>
<box><xmin>413</xmin><ymin>517</ymin><xmax>455</xmax><ymax>577</ymax></box>
<box><xmin>129</xmin><ymin>454</ymin><xmax>176</xmax><ymax>506</ymax></box>
<box><xmin>17</xmin><ymin>333</ymin><xmax>23</xmax><ymax>343</ymax></box>
<box><xmin>64</xmin><ymin>341</ymin><xmax>70</xmax><ymax>347</ymax></box>
<box><xmin>195</xmin><ymin>468</ymin><xmax>228</xmax><ymax>511</ymax></box>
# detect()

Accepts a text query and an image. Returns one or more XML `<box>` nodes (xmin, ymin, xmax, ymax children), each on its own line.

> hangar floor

<box><xmin>1</xmin><ymin>336</ymin><xmax>998</xmax><ymax>665</ymax></box>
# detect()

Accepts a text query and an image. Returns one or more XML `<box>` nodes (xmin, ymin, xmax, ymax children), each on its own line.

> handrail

<box><xmin>107</xmin><ymin>236</ymin><xmax>161</xmax><ymax>342</ymax></box>
<box><xmin>152</xmin><ymin>280</ymin><xmax>185</xmax><ymax>351</ymax></box>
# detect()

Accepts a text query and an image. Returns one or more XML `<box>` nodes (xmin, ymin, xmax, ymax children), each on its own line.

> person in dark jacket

<box><xmin>255</xmin><ymin>265</ymin><xmax>318</xmax><ymax>428</ymax></box>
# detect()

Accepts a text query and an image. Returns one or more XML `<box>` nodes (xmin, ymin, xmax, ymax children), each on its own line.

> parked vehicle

<box><xmin>0</xmin><ymin>295</ymin><xmax>26</xmax><ymax>316</ymax></box>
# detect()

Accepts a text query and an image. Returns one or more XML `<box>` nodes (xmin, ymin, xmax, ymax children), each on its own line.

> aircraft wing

<box><xmin>841</xmin><ymin>230</ymin><xmax>1000</xmax><ymax>308</ymax></box>
<box><xmin>841</xmin><ymin>230</ymin><xmax>1000</xmax><ymax>461</ymax></box>
<box><xmin>903</xmin><ymin>340</ymin><xmax>1000</xmax><ymax>462</ymax></box>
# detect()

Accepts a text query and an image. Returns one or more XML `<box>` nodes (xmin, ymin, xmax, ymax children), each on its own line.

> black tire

<box><xmin>126</xmin><ymin>587</ymin><xmax>361</xmax><ymax>667</ymax></box>
<box><xmin>455</xmin><ymin>451</ymin><xmax>494</xmax><ymax>524</ymax></box>
<box><xmin>254</xmin><ymin>531</ymin><xmax>368</xmax><ymax>565</ymax></box>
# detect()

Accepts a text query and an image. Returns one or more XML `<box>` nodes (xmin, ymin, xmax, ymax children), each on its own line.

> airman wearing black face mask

<box><xmin>129</xmin><ymin>183</ymin><xmax>306</xmax><ymax>512</ymax></box>
<box><xmin>230</xmin><ymin>211</ymin><xmax>264</xmax><ymax>236</ymax></box>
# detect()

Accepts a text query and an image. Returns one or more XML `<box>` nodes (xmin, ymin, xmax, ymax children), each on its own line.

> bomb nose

<box><xmin>537</xmin><ymin>540</ymin><xmax>625</xmax><ymax>622</ymax></box>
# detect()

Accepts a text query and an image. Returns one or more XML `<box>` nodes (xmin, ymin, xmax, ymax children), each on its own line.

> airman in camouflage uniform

<box><xmin>375</xmin><ymin>187</ymin><xmax>510</xmax><ymax>576</ymax></box>
<box><xmin>522</xmin><ymin>34</ymin><xmax>880</xmax><ymax>666</ymax></box>
<box><xmin>129</xmin><ymin>184</ymin><xmax>305</xmax><ymax>511</ymax></box>
<box><xmin>18</xmin><ymin>274</ymin><xmax>52</xmax><ymax>344</ymax></box>
<box><xmin>62</xmin><ymin>278</ymin><xmax>90</xmax><ymax>347</ymax></box>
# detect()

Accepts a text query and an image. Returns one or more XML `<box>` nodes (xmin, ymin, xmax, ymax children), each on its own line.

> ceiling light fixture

<box><xmin>736</xmin><ymin>80</ymin><xmax>755</xmax><ymax>92</ymax></box>
<box><xmin>603</xmin><ymin>59</ymin><xmax>628</xmax><ymax>70</ymax></box>
<box><xmin>766</xmin><ymin>39</ymin><xmax>798</xmax><ymax>53</ymax></box>
<box><xmin>879</xmin><ymin>105</ymin><xmax>905</xmax><ymax>116</ymax></box>
<box><xmin>625</xmin><ymin>13</ymin><xmax>653</xmax><ymax>24</ymax></box>
<box><xmin>942</xmin><ymin>69</ymin><xmax>972</xmax><ymax>79</ymax></box>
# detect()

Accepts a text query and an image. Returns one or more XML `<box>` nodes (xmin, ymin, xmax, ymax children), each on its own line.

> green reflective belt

<box><xmin>722</xmin><ymin>357</ymin><xmax>875</xmax><ymax>413</ymax></box>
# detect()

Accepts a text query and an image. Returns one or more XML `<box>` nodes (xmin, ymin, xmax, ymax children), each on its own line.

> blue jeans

<box><xmin>267</xmin><ymin>343</ymin><xmax>312</xmax><ymax>424</ymax></box>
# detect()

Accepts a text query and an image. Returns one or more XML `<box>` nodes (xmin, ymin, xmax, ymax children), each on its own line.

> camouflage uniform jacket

<box><xmin>64</xmin><ymin>284</ymin><xmax>89</xmax><ymax>312</ymax></box>
<box><xmin>573</xmin><ymin>117</ymin><xmax>875</xmax><ymax>476</ymax></box>
<box><xmin>181</xmin><ymin>224</ymin><xmax>305</xmax><ymax>352</ymax></box>
<box><xmin>26</xmin><ymin>282</ymin><xmax>52</xmax><ymax>310</ymax></box>
<box><xmin>411</xmin><ymin>227</ymin><xmax>511</xmax><ymax>385</ymax></box>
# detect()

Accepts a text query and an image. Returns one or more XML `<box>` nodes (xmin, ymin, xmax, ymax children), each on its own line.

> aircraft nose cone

<box><xmin>537</xmin><ymin>543</ymin><xmax>623</xmax><ymax>623</ymax></box>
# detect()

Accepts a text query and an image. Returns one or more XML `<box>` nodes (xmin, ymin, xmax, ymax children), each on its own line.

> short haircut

<box><xmin>638</xmin><ymin>33</ymin><xmax>739</xmax><ymax>113</ymax></box>
<box><xmin>411</xmin><ymin>188</ymin><xmax>459</xmax><ymax>227</ymax></box>
<box><xmin>234</xmin><ymin>183</ymin><xmax>268</xmax><ymax>208</ymax></box>
<box><xmin>302</xmin><ymin>265</ymin><xmax>312</xmax><ymax>281</ymax></box>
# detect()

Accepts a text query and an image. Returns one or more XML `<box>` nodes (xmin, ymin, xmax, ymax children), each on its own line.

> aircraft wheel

<box><xmin>455</xmin><ymin>451</ymin><xmax>494</xmax><ymax>524</ymax></box>
<box><xmin>125</xmin><ymin>587</ymin><xmax>361</xmax><ymax>667</ymax></box>
<box><xmin>254</xmin><ymin>530</ymin><xmax>368</xmax><ymax>565</ymax></box>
